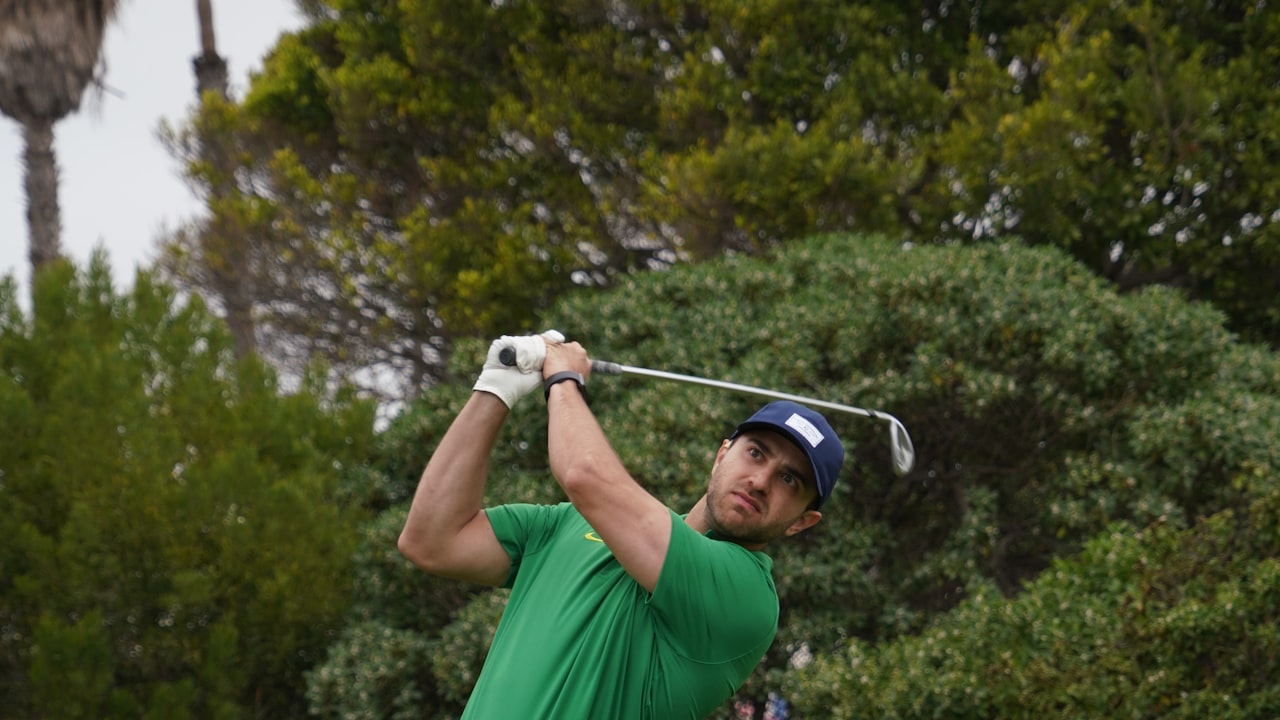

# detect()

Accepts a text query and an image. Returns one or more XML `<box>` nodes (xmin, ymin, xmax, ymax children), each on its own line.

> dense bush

<box><xmin>784</xmin><ymin>468</ymin><xmax>1280</xmax><ymax>719</ymax></box>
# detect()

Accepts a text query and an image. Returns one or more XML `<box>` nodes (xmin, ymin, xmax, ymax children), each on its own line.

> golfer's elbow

<box><xmin>557</xmin><ymin>454</ymin><xmax>617</xmax><ymax>506</ymax></box>
<box><xmin>396</xmin><ymin>529</ymin><xmax>427</xmax><ymax>567</ymax></box>
<box><xmin>397</xmin><ymin>527</ymin><xmax>444</xmax><ymax>572</ymax></box>
<box><xmin>398</xmin><ymin>516</ymin><xmax>509</xmax><ymax>587</ymax></box>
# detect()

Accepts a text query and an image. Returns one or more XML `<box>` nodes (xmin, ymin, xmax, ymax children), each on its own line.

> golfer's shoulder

<box><xmin>669</xmin><ymin>521</ymin><xmax>776</xmax><ymax>595</ymax></box>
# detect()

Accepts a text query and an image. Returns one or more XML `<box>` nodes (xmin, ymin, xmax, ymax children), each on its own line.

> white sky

<box><xmin>0</xmin><ymin>0</ymin><xmax>306</xmax><ymax>306</ymax></box>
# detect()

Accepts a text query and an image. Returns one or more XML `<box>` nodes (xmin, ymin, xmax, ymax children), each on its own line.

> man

<box><xmin>398</xmin><ymin>330</ymin><xmax>845</xmax><ymax>718</ymax></box>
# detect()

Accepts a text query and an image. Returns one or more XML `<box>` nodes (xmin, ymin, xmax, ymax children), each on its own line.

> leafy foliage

<box><xmin>164</xmin><ymin>0</ymin><xmax>1280</xmax><ymax>402</ymax></box>
<box><xmin>930</xmin><ymin>0</ymin><xmax>1280</xmax><ymax>346</ymax></box>
<box><xmin>305</xmin><ymin>620</ymin><xmax>435</xmax><ymax>720</ymax></box>
<box><xmin>315</xmin><ymin>233</ymin><xmax>1279</xmax><ymax>716</ymax></box>
<box><xmin>784</xmin><ymin>469</ymin><xmax>1280</xmax><ymax>719</ymax></box>
<box><xmin>0</xmin><ymin>256</ymin><xmax>376</xmax><ymax>717</ymax></box>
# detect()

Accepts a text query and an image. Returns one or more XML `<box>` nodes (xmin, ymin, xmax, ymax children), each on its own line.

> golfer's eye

<box><xmin>781</xmin><ymin>472</ymin><xmax>800</xmax><ymax>488</ymax></box>
<box><xmin>747</xmin><ymin>446</ymin><xmax>764</xmax><ymax>460</ymax></box>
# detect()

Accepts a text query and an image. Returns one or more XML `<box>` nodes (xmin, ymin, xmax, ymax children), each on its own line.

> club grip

<box><xmin>497</xmin><ymin>346</ymin><xmax>621</xmax><ymax>375</ymax></box>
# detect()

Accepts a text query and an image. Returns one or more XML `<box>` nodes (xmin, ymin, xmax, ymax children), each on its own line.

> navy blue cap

<box><xmin>731</xmin><ymin>401</ymin><xmax>845</xmax><ymax>509</ymax></box>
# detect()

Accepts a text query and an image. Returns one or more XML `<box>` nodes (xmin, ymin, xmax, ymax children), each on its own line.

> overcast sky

<box><xmin>0</xmin><ymin>0</ymin><xmax>306</xmax><ymax>306</ymax></box>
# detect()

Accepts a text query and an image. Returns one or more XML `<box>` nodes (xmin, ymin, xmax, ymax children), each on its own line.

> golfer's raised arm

<box><xmin>543</xmin><ymin>342</ymin><xmax>673</xmax><ymax>593</ymax></box>
<box><xmin>397</xmin><ymin>393</ymin><xmax>511</xmax><ymax>585</ymax></box>
<box><xmin>398</xmin><ymin>332</ymin><xmax>562</xmax><ymax>585</ymax></box>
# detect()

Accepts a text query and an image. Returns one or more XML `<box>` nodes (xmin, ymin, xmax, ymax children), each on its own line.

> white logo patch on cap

<box><xmin>785</xmin><ymin>413</ymin><xmax>825</xmax><ymax>448</ymax></box>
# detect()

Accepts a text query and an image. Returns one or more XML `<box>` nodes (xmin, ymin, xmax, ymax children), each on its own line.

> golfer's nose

<box><xmin>744</xmin><ymin>467</ymin><xmax>770</xmax><ymax>496</ymax></box>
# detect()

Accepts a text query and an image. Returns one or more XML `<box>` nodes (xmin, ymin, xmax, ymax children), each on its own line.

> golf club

<box><xmin>499</xmin><ymin>348</ymin><xmax>916</xmax><ymax>476</ymax></box>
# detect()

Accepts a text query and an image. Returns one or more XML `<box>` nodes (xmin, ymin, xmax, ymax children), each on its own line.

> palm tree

<box><xmin>0</xmin><ymin>0</ymin><xmax>123</xmax><ymax>285</ymax></box>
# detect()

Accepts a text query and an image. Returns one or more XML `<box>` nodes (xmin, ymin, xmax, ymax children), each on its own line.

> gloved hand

<box><xmin>473</xmin><ymin>329</ymin><xmax>565</xmax><ymax>408</ymax></box>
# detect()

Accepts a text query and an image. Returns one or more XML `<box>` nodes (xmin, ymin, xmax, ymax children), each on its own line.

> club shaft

<box><xmin>596</xmin><ymin>362</ymin><xmax>868</xmax><ymax>417</ymax></box>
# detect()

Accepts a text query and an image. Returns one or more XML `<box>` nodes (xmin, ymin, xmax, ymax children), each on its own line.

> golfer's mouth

<box><xmin>731</xmin><ymin>491</ymin><xmax>761</xmax><ymax>514</ymax></box>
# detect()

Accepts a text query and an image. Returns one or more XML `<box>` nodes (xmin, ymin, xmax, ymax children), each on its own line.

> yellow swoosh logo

<box><xmin>584</xmin><ymin>532</ymin><xmax>604</xmax><ymax>543</ymax></box>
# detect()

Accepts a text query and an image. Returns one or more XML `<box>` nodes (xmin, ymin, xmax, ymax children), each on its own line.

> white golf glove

<box><xmin>473</xmin><ymin>329</ymin><xmax>565</xmax><ymax>408</ymax></box>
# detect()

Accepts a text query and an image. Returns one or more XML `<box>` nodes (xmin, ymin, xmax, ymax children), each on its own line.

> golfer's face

<box><xmin>705</xmin><ymin>430</ymin><xmax>819</xmax><ymax>545</ymax></box>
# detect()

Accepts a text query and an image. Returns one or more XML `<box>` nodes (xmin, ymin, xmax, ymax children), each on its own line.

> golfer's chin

<box><xmin>707</xmin><ymin>502</ymin><xmax>770</xmax><ymax>545</ymax></box>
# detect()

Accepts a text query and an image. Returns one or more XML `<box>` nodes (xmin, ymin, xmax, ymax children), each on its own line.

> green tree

<box><xmin>161</xmin><ymin>0</ymin><xmax>646</xmax><ymax>397</ymax></box>
<box><xmin>312</xmin><ymin>232</ymin><xmax>1280</xmax><ymax>716</ymax></box>
<box><xmin>0</xmin><ymin>256</ymin><xmax>376</xmax><ymax>717</ymax></box>
<box><xmin>164</xmin><ymin>0</ymin><xmax>1280</xmax><ymax>406</ymax></box>
<box><xmin>926</xmin><ymin>0</ymin><xmax>1280</xmax><ymax>345</ymax></box>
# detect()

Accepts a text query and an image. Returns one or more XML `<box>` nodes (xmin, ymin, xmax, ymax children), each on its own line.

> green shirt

<box><xmin>460</xmin><ymin>502</ymin><xmax>778</xmax><ymax>719</ymax></box>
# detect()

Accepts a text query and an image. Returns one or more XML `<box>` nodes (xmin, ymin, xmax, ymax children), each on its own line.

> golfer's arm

<box><xmin>397</xmin><ymin>392</ymin><xmax>512</xmax><ymax>586</ymax></box>
<box><xmin>546</xmin><ymin>383</ymin><xmax>672</xmax><ymax>593</ymax></box>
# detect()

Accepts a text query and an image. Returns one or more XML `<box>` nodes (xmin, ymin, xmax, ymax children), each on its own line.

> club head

<box><xmin>889</xmin><ymin>420</ymin><xmax>916</xmax><ymax>476</ymax></box>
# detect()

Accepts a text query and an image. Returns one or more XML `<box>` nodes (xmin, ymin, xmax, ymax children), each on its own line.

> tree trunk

<box><xmin>23</xmin><ymin>117</ymin><xmax>63</xmax><ymax>275</ymax></box>
<box><xmin>221</xmin><ymin>261</ymin><xmax>257</xmax><ymax>359</ymax></box>
<box><xmin>193</xmin><ymin>0</ymin><xmax>229</xmax><ymax>97</ymax></box>
<box><xmin>197</xmin><ymin>0</ymin><xmax>217</xmax><ymax>54</ymax></box>
<box><xmin>193</xmin><ymin>0</ymin><xmax>255</xmax><ymax>357</ymax></box>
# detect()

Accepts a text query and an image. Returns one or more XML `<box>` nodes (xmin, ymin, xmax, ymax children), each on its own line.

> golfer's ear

<box><xmin>713</xmin><ymin>438</ymin><xmax>732</xmax><ymax>465</ymax></box>
<box><xmin>784</xmin><ymin>510</ymin><xmax>821</xmax><ymax>537</ymax></box>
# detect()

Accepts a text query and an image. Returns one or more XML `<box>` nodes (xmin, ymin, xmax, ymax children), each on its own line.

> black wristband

<box><xmin>544</xmin><ymin>371</ymin><xmax>586</xmax><ymax>401</ymax></box>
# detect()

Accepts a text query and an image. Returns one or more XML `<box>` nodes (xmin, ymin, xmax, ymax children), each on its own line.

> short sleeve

<box><xmin>484</xmin><ymin>503</ymin><xmax>567</xmax><ymax>589</ymax></box>
<box><xmin>648</xmin><ymin>511</ymin><xmax>778</xmax><ymax>663</ymax></box>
